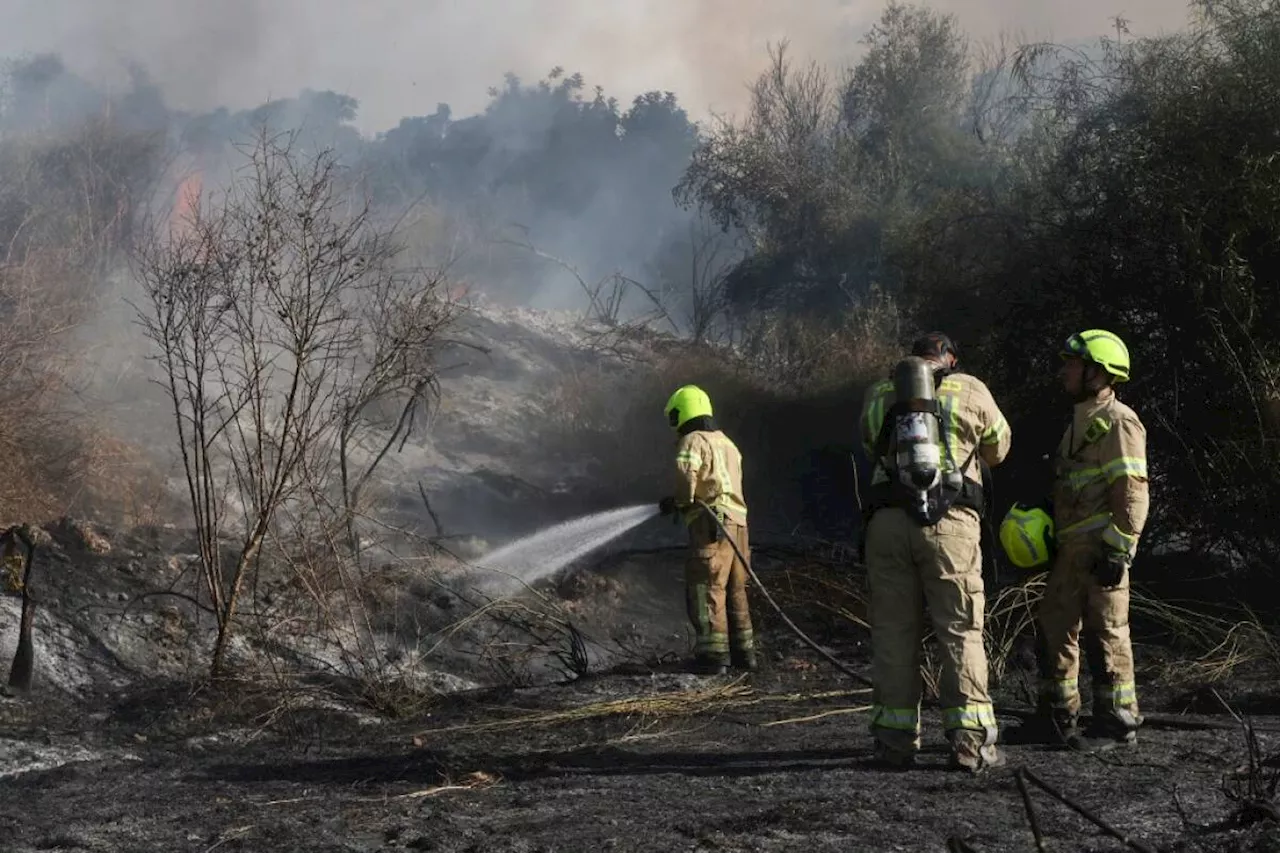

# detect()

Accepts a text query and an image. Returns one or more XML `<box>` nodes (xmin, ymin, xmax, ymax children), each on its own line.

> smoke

<box><xmin>0</xmin><ymin>0</ymin><xmax>1200</xmax><ymax>537</ymax></box>
<box><xmin>0</xmin><ymin>0</ymin><xmax>1192</xmax><ymax>134</ymax></box>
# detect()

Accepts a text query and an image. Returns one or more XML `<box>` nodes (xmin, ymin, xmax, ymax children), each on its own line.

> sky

<box><xmin>0</xmin><ymin>0</ymin><xmax>1193</xmax><ymax>133</ymax></box>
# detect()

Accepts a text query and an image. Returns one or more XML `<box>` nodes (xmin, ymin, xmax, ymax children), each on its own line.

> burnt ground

<box><xmin>4</xmin><ymin>664</ymin><xmax>1280</xmax><ymax>853</ymax></box>
<box><xmin>4</xmin><ymin>527</ymin><xmax>1280</xmax><ymax>853</ymax></box>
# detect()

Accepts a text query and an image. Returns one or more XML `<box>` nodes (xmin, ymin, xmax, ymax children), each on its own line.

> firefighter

<box><xmin>859</xmin><ymin>332</ymin><xmax>1012</xmax><ymax>772</ymax></box>
<box><xmin>1013</xmin><ymin>329</ymin><xmax>1149</xmax><ymax>750</ymax></box>
<box><xmin>658</xmin><ymin>385</ymin><xmax>756</xmax><ymax>675</ymax></box>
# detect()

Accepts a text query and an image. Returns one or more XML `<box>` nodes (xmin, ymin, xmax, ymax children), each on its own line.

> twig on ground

<box><xmin>1015</xmin><ymin>769</ymin><xmax>1048</xmax><ymax>853</ymax></box>
<box><xmin>1021</xmin><ymin>768</ymin><xmax>1158</xmax><ymax>853</ymax></box>
<box><xmin>390</xmin><ymin>770</ymin><xmax>500</xmax><ymax>800</ymax></box>
<box><xmin>1211</xmin><ymin>686</ymin><xmax>1243</xmax><ymax>723</ymax></box>
<box><xmin>253</xmin><ymin>797</ymin><xmax>312</xmax><ymax>807</ymax></box>
<box><xmin>201</xmin><ymin>826</ymin><xmax>255</xmax><ymax>853</ymax></box>
<box><xmin>1171</xmin><ymin>784</ymin><xmax>1213</xmax><ymax>834</ymax></box>
<box><xmin>758</xmin><ymin>706</ymin><xmax>873</xmax><ymax>727</ymax></box>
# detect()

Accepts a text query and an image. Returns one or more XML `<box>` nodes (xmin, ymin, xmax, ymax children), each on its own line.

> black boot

<box><xmin>691</xmin><ymin>656</ymin><xmax>729</xmax><ymax>675</ymax></box>
<box><xmin>1002</xmin><ymin>711</ymin><xmax>1078</xmax><ymax>747</ymax></box>
<box><xmin>731</xmin><ymin>646</ymin><xmax>758</xmax><ymax>672</ymax></box>
<box><xmin>1068</xmin><ymin>710</ymin><xmax>1140</xmax><ymax>752</ymax></box>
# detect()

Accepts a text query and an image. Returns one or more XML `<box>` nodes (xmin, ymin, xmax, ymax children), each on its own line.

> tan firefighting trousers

<box><xmin>685</xmin><ymin>512</ymin><xmax>754</xmax><ymax>665</ymax></box>
<box><xmin>1036</xmin><ymin>534</ymin><xmax>1139</xmax><ymax>728</ymax></box>
<box><xmin>865</xmin><ymin>506</ymin><xmax>996</xmax><ymax>754</ymax></box>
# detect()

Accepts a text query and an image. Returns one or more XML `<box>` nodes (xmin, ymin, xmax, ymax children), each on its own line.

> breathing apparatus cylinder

<box><xmin>891</xmin><ymin>357</ymin><xmax>942</xmax><ymax>515</ymax></box>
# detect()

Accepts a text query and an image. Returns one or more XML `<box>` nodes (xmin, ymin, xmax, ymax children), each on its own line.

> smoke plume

<box><xmin>0</xmin><ymin>0</ymin><xmax>1192</xmax><ymax>134</ymax></box>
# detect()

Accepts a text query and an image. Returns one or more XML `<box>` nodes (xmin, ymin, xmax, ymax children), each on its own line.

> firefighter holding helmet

<box><xmin>1003</xmin><ymin>329</ymin><xmax>1149</xmax><ymax>751</ymax></box>
<box><xmin>859</xmin><ymin>332</ymin><xmax>1012</xmax><ymax>772</ymax></box>
<box><xmin>658</xmin><ymin>384</ymin><xmax>756</xmax><ymax>675</ymax></box>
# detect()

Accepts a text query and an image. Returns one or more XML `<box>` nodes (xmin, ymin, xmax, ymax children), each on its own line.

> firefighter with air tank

<box><xmin>858</xmin><ymin>333</ymin><xmax>1012</xmax><ymax>772</ymax></box>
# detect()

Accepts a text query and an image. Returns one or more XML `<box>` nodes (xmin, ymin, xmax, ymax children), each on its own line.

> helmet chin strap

<box><xmin>1076</xmin><ymin>362</ymin><xmax>1112</xmax><ymax>401</ymax></box>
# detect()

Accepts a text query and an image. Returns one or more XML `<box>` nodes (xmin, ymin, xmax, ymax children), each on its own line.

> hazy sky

<box><xmin>0</xmin><ymin>0</ymin><xmax>1193</xmax><ymax>133</ymax></box>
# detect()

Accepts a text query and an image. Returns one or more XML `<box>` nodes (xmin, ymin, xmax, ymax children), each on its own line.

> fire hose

<box><xmin>693</xmin><ymin>499</ymin><xmax>872</xmax><ymax>688</ymax></box>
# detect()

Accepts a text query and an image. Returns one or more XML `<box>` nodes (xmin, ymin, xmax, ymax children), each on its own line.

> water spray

<box><xmin>474</xmin><ymin>503</ymin><xmax>661</xmax><ymax>592</ymax></box>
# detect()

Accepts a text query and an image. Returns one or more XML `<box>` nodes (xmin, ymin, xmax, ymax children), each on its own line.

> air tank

<box><xmin>892</xmin><ymin>356</ymin><xmax>942</xmax><ymax>491</ymax></box>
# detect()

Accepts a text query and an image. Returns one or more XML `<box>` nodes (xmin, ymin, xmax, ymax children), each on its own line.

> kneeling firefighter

<box><xmin>1004</xmin><ymin>329</ymin><xmax>1149</xmax><ymax>751</ymax></box>
<box><xmin>859</xmin><ymin>333</ymin><xmax>1012</xmax><ymax>771</ymax></box>
<box><xmin>658</xmin><ymin>385</ymin><xmax>756</xmax><ymax>675</ymax></box>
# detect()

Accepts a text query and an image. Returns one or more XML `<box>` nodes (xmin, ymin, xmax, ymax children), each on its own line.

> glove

<box><xmin>1093</xmin><ymin>550</ymin><xmax>1130</xmax><ymax>588</ymax></box>
<box><xmin>658</xmin><ymin>496</ymin><xmax>677</xmax><ymax>516</ymax></box>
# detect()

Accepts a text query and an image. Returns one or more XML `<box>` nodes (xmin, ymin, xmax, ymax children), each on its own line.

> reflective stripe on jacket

<box><xmin>859</xmin><ymin>371</ymin><xmax>1011</xmax><ymax>486</ymax></box>
<box><xmin>1052</xmin><ymin>387</ymin><xmax>1149</xmax><ymax>555</ymax></box>
<box><xmin>674</xmin><ymin>429</ymin><xmax>748</xmax><ymax>526</ymax></box>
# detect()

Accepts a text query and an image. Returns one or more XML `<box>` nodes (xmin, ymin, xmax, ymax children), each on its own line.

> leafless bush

<box><xmin>498</xmin><ymin>234</ymin><xmax>679</xmax><ymax>336</ymax></box>
<box><xmin>664</xmin><ymin>213</ymin><xmax>742</xmax><ymax>345</ymax></box>
<box><xmin>133</xmin><ymin>126</ymin><xmax>460</xmax><ymax>678</ymax></box>
<box><xmin>1223</xmin><ymin>716</ymin><xmax>1280</xmax><ymax>826</ymax></box>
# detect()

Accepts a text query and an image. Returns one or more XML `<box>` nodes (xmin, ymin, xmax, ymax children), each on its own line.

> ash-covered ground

<box><xmin>2</xmin><ymin>519</ymin><xmax>1280</xmax><ymax>853</ymax></box>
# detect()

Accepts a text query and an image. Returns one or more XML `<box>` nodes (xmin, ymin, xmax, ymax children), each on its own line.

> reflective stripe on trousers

<box><xmin>1038</xmin><ymin>677</ymin><xmax>1081</xmax><ymax>708</ymax></box>
<box><xmin>870</xmin><ymin>705</ymin><xmax>919</xmax><ymax>733</ymax></box>
<box><xmin>943</xmin><ymin>703</ymin><xmax>997</xmax><ymax>732</ymax></box>
<box><xmin>944</xmin><ymin>703</ymin><xmax>998</xmax><ymax>746</ymax></box>
<box><xmin>1099</xmin><ymin>681</ymin><xmax>1137</xmax><ymax>709</ymax></box>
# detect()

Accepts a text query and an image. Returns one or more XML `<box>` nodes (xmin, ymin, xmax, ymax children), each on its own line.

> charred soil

<box><xmin>4</xmin><ymin>534</ymin><xmax>1280</xmax><ymax>853</ymax></box>
<box><xmin>5</xmin><ymin>666</ymin><xmax>1280</xmax><ymax>852</ymax></box>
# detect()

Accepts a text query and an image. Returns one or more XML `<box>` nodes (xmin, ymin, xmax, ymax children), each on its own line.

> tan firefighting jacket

<box><xmin>1051</xmin><ymin>386</ymin><xmax>1149</xmax><ymax>556</ymax></box>
<box><xmin>674</xmin><ymin>429</ymin><xmax>748</xmax><ymax>526</ymax></box>
<box><xmin>859</xmin><ymin>371</ymin><xmax>1012</xmax><ymax>486</ymax></box>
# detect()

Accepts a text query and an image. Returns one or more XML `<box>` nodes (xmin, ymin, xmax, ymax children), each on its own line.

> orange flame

<box><xmin>168</xmin><ymin>170</ymin><xmax>203</xmax><ymax>243</ymax></box>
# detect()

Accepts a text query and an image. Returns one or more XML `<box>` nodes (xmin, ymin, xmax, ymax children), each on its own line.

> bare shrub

<box><xmin>133</xmin><ymin>126</ymin><xmax>460</xmax><ymax>679</ymax></box>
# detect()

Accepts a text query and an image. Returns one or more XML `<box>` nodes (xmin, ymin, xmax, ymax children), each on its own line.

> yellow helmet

<box><xmin>999</xmin><ymin>503</ymin><xmax>1056</xmax><ymax>569</ymax></box>
<box><xmin>1060</xmin><ymin>329</ymin><xmax>1131</xmax><ymax>383</ymax></box>
<box><xmin>664</xmin><ymin>384</ymin><xmax>713</xmax><ymax>429</ymax></box>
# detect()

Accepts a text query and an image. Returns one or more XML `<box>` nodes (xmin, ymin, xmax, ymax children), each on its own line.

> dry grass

<box><xmin>728</xmin><ymin>290</ymin><xmax>905</xmax><ymax>394</ymax></box>
<box><xmin>1135</xmin><ymin>595</ymin><xmax>1280</xmax><ymax>685</ymax></box>
<box><xmin>985</xmin><ymin>574</ymin><xmax>1047</xmax><ymax>684</ymax></box>
<box><xmin>413</xmin><ymin>679</ymin><xmax>755</xmax><ymax>737</ymax></box>
<box><xmin>753</xmin><ymin>553</ymin><xmax>1280</xmax><ymax>703</ymax></box>
<box><xmin>411</xmin><ymin>681</ymin><xmax>871</xmax><ymax>739</ymax></box>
